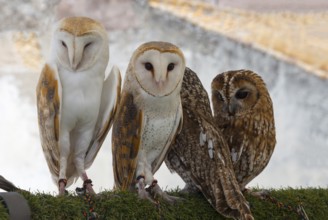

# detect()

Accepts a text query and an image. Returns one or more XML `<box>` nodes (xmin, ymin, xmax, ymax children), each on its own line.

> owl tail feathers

<box><xmin>217</xmin><ymin>171</ymin><xmax>254</xmax><ymax>220</ymax></box>
<box><xmin>238</xmin><ymin>204</ymin><xmax>254</xmax><ymax>220</ymax></box>
<box><xmin>0</xmin><ymin>175</ymin><xmax>19</xmax><ymax>192</ymax></box>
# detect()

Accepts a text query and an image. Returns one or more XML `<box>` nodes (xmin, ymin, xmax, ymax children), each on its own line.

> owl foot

<box><xmin>245</xmin><ymin>188</ymin><xmax>270</xmax><ymax>199</ymax></box>
<box><xmin>137</xmin><ymin>176</ymin><xmax>158</xmax><ymax>205</ymax></box>
<box><xmin>147</xmin><ymin>180</ymin><xmax>181</xmax><ymax>204</ymax></box>
<box><xmin>84</xmin><ymin>179</ymin><xmax>96</xmax><ymax>195</ymax></box>
<box><xmin>58</xmin><ymin>179</ymin><xmax>67</xmax><ymax>196</ymax></box>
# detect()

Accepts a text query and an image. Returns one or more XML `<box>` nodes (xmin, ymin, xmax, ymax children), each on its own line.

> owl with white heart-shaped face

<box><xmin>112</xmin><ymin>41</ymin><xmax>185</xmax><ymax>203</ymax></box>
<box><xmin>36</xmin><ymin>17</ymin><xmax>121</xmax><ymax>195</ymax></box>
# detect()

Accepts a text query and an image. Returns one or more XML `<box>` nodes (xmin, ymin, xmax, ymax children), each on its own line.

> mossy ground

<box><xmin>0</xmin><ymin>188</ymin><xmax>327</xmax><ymax>219</ymax></box>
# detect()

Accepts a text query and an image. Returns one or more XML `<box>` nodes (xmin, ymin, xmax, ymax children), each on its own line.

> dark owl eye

<box><xmin>84</xmin><ymin>42</ymin><xmax>92</xmax><ymax>49</ymax></box>
<box><xmin>61</xmin><ymin>41</ymin><xmax>67</xmax><ymax>48</ymax></box>
<box><xmin>235</xmin><ymin>90</ymin><xmax>249</xmax><ymax>99</ymax></box>
<box><xmin>144</xmin><ymin>62</ymin><xmax>153</xmax><ymax>71</ymax></box>
<box><xmin>216</xmin><ymin>91</ymin><xmax>224</xmax><ymax>101</ymax></box>
<box><xmin>167</xmin><ymin>63</ymin><xmax>175</xmax><ymax>71</ymax></box>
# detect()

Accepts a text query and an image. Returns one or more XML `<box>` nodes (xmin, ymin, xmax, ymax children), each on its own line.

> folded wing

<box><xmin>36</xmin><ymin>63</ymin><xmax>62</xmax><ymax>180</ymax></box>
<box><xmin>85</xmin><ymin>66</ymin><xmax>122</xmax><ymax>168</ymax></box>
<box><xmin>112</xmin><ymin>92</ymin><xmax>143</xmax><ymax>190</ymax></box>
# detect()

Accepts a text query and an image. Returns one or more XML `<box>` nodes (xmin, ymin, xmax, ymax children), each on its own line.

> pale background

<box><xmin>0</xmin><ymin>0</ymin><xmax>327</xmax><ymax>194</ymax></box>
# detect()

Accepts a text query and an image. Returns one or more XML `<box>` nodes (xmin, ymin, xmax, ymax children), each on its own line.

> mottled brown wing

<box><xmin>112</xmin><ymin>92</ymin><xmax>143</xmax><ymax>190</ymax></box>
<box><xmin>166</xmin><ymin>68</ymin><xmax>253</xmax><ymax>219</ymax></box>
<box><xmin>36</xmin><ymin>64</ymin><xmax>61</xmax><ymax>178</ymax></box>
<box><xmin>85</xmin><ymin>66</ymin><xmax>122</xmax><ymax>169</ymax></box>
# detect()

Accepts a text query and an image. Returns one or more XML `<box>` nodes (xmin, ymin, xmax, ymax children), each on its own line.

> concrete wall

<box><xmin>147</xmin><ymin>6</ymin><xmax>328</xmax><ymax>187</ymax></box>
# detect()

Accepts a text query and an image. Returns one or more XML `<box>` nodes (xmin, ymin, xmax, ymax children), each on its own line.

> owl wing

<box><xmin>84</xmin><ymin>66</ymin><xmax>122</xmax><ymax>168</ymax></box>
<box><xmin>168</xmin><ymin>67</ymin><xmax>253</xmax><ymax>219</ymax></box>
<box><xmin>36</xmin><ymin>63</ymin><xmax>62</xmax><ymax>178</ymax></box>
<box><xmin>187</xmin><ymin>112</ymin><xmax>253</xmax><ymax>219</ymax></box>
<box><xmin>205</xmin><ymin>119</ymin><xmax>252</xmax><ymax>219</ymax></box>
<box><xmin>112</xmin><ymin>92</ymin><xmax>143</xmax><ymax>190</ymax></box>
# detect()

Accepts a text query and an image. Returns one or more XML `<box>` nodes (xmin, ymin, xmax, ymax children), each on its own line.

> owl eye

<box><xmin>235</xmin><ymin>90</ymin><xmax>249</xmax><ymax>99</ymax></box>
<box><xmin>217</xmin><ymin>92</ymin><xmax>224</xmax><ymax>101</ymax></box>
<box><xmin>61</xmin><ymin>41</ymin><xmax>67</xmax><ymax>48</ymax></box>
<box><xmin>167</xmin><ymin>63</ymin><xmax>175</xmax><ymax>71</ymax></box>
<box><xmin>84</xmin><ymin>42</ymin><xmax>92</xmax><ymax>49</ymax></box>
<box><xmin>214</xmin><ymin>91</ymin><xmax>224</xmax><ymax>101</ymax></box>
<box><xmin>144</xmin><ymin>62</ymin><xmax>153</xmax><ymax>71</ymax></box>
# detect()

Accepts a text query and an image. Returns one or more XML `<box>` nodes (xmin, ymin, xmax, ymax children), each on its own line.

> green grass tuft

<box><xmin>1</xmin><ymin>188</ymin><xmax>328</xmax><ymax>219</ymax></box>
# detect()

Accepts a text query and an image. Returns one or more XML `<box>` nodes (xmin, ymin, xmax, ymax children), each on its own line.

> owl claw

<box><xmin>245</xmin><ymin>188</ymin><xmax>270</xmax><ymax>199</ymax></box>
<box><xmin>149</xmin><ymin>182</ymin><xmax>182</xmax><ymax>204</ymax></box>
<box><xmin>136</xmin><ymin>176</ymin><xmax>157</xmax><ymax>204</ymax></box>
<box><xmin>83</xmin><ymin>179</ymin><xmax>96</xmax><ymax>195</ymax></box>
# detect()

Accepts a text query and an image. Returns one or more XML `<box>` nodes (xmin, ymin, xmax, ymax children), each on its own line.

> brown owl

<box><xmin>211</xmin><ymin>70</ymin><xmax>276</xmax><ymax>191</ymax></box>
<box><xmin>165</xmin><ymin>68</ymin><xmax>254</xmax><ymax>220</ymax></box>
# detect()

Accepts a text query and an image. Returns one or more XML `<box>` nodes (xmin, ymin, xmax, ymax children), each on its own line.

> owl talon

<box><xmin>83</xmin><ymin>179</ymin><xmax>96</xmax><ymax>195</ymax></box>
<box><xmin>137</xmin><ymin>177</ymin><xmax>158</xmax><ymax>204</ymax></box>
<box><xmin>149</xmin><ymin>181</ymin><xmax>182</xmax><ymax>204</ymax></box>
<box><xmin>246</xmin><ymin>188</ymin><xmax>270</xmax><ymax>199</ymax></box>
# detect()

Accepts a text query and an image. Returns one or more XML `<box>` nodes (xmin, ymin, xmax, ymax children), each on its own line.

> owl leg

<box><xmin>74</xmin><ymin>130</ymin><xmax>96</xmax><ymax>195</ymax></box>
<box><xmin>58</xmin><ymin>131</ymin><xmax>70</xmax><ymax>195</ymax></box>
<box><xmin>58</xmin><ymin>179</ymin><xmax>67</xmax><ymax>195</ymax></box>
<box><xmin>81</xmin><ymin>173</ymin><xmax>95</xmax><ymax>195</ymax></box>
<box><xmin>148</xmin><ymin>180</ymin><xmax>181</xmax><ymax>204</ymax></box>
<box><xmin>136</xmin><ymin>175</ymin><xmax>157</xmax><ymax>204</ymax></box>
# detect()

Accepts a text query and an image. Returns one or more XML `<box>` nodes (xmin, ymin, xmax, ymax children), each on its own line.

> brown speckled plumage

<box><xmin>211</xmin><ymin>70</ymin><xmax>276</xmax><ymax>191</ymax></box>
<box><xmin>166</xmin><ymin>68</ymin><xmax>254</xmax><ymax>220</ymax></box>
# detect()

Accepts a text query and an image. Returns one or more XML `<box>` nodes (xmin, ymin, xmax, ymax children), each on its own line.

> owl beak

<box><xmin>228</xmin><ymin>104</ymin><xmax>237</xmax><ymax>116</ymax></box>
<box><xmin>69</xmin><ymin>41</ymin><xmax>83</xmax><ymax>71</ymax></box>
<box><xmin>155</xmin><ymin>72</ymin><xmax>166</xmax><ymax>88</ymax></box>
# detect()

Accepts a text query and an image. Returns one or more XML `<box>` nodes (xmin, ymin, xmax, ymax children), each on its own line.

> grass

<box><xmin>1</xmin><ymin>188</ymin><xmax>328</xmax><ymax>219</ymax></box>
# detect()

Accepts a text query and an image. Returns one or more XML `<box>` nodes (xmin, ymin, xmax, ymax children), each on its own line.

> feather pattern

<box><xmin>36</xmin><ymin>64</ymin><xmax>62</xmax><ymax>183</ymax></box>
<box><xmin>166</xmin><ymin>68</ymin><xmax>253</xmax><ymax>220</ymax></box>
<box><xmin>112</xmin><ymin>92</ymin><xmax>143</xmax><ymax>190</ymax></box>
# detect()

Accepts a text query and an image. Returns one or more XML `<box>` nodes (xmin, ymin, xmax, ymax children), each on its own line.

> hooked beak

<box><xmin>154</xmin><ymin>70</ymin><xmax>166</xmax><ymax>89</ymax></box>
<box><xmin>68</xmin><ymin>39</ymin><xmax>83</xmax><ymax>71</ymax></box>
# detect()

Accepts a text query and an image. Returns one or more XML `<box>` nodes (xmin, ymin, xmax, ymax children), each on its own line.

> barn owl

<box><xmin>165</xmin><ymin>68</ymin><xmax>254</xmax><ymax>219</ymax></box>
<box><xmin>211</xmin><ymin>70</ymin><xmax>276</xmax><ymax>191</ymax></box>
<box><xmin>36</xmin><ymin>17</ymin><xmax>121</xmax><ymax>195</ymax></box>
<box><xmin>112</xmin><ymin>41</ymin><xmax>184</xmax><ymax>203</ymax></box>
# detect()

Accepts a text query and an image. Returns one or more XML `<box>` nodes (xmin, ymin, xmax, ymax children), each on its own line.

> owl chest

<box><xmin>59</xmin><ymin>70</ymin><xmax>103</xmax><ymax>127</ymax></box>
<box><xmin>141</xmin><ymin>111</ymin><xmax>177</xmax><ymax>163</ymax></box>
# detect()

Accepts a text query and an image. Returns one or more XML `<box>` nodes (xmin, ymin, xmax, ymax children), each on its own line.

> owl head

<box><xmin>211</xmin><ymin>70</ymin><xmax>271</xmax><ymax>118</ymax></box>
<box><xmin>51</xmin><ymin>17</ymin><xmax>109</xmax><ymax>72</ymax></box>
<box><xmin>129</xmin><ymin>41</ymin><xmax>185</xmax><ymax>97</ymax></box>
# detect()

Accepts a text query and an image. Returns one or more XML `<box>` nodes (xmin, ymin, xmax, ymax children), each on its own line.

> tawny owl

<box><xmin>165</xmin><ymin>68</ymin><xmax>254</xmax><ymax>220</ymax></box>
<box><xmin>211</xmin><ymin>69</ymin><xmax>276</xmax><ymax>191</ymax></box>
<box><xmin>112</xmin><ymin>41</ymin><xmax>184</xmax><ymax>203</ymax></box>
<box><xmin>36</xmin><ymin>17</ymin><xmax>121</xmax><ymax>195</ymax></box>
